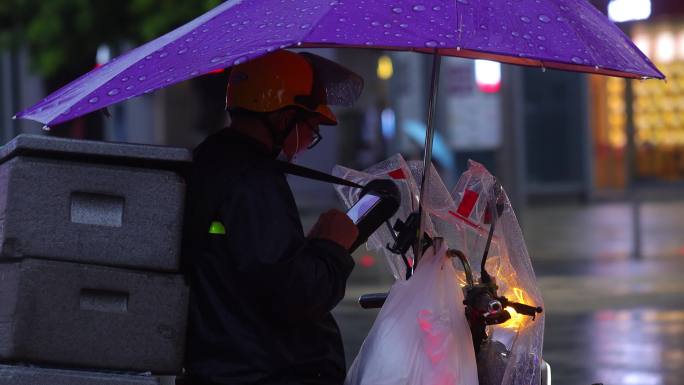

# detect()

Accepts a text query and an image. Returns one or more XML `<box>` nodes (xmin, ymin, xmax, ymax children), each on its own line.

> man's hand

<box><xmin>308</xmin><ymin>209</ymin><xmax>359</xmax><ymax>250</ymax></box>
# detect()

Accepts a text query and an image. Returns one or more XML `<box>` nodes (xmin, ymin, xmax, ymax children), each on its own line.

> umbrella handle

<box><xmin>414</xmin><ymin>50</ymin><xmax>442</xmax><ymax>266</ymax></box>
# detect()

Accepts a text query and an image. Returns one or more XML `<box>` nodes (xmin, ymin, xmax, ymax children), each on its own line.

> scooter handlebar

<box><xmin>358</xmin><ymin>292</ymin><xmax>388</xmax><ymax>309</ymax></box>
<box><xmin>507</xmin><ymin>300</ymin><xmax>543</xmax><ymax>317</ymax></box>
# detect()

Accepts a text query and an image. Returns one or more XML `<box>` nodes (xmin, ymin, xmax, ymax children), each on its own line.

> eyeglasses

<box><xmin>295</xmin><ymin>111</ymin><xmax>324</xmax><ymax>149</ymax></box>
<box><xmin>307</xmin><ymin>128</ymin><xmax>322</xmax><ymax>149</ymax></box>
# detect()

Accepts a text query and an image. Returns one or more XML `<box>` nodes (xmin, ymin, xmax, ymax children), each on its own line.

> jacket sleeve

<box><xmin>218</xmin><ymin>168</ymin><xmax>355</xmax><ymax>322</ymax></box>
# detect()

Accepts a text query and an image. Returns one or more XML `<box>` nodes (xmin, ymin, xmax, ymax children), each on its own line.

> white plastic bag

<box><xmin>345</xmin><ymin>240</ymin><xmax>479</xmax><ymax>385</ymax></box>
<box><xmin>336</xmin><ymin>156</ymin><xmax>544</xmax><ymax>385</ymax></box>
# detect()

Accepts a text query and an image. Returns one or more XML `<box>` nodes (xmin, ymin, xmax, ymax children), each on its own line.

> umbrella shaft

<box><xmin>415</xmin><ymin>52</ymin><xmax>442</xmax><ymax>265</ymax></box>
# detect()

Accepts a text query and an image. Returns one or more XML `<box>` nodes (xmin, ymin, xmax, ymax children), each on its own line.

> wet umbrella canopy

<box><xmin>15</xmin><ymin>0</ymin><xmax>663</xmax><ymax>127</ymax></box>
<box><xmin>15</xmin><ymin>0</ymin><xmax>664</xmax><ymax>265</ymax></box>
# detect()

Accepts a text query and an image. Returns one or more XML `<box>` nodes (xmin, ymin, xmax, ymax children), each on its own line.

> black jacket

<box><xmin>183</xmin><ymin>131</ymin><xmax>355</xmax><ymax>385</ymax></box>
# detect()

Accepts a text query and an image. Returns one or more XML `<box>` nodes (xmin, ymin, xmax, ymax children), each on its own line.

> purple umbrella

<box><xmin>13</xmin><ymin>0</ymin><xmax>663</xmax><ymax>272</ymax></box>
<box><xmin>15</xmin><ymin>0</ymin><xmax>662</xmax><ymax>127</ymax></box>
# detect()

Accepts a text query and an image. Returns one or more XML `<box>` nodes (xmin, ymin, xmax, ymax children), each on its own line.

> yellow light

<box><xmin>633</xmin><ymin>33</ymin><xmax>652</xmax><ymax>58</ymax></box>
<box><xmin>377</xmin><ymin>55</ymin><xmax>394</xmax><ymax>80</ymax></box>
<box><xmin>609</xmin><ymin>129</ymin><xmax>627</xmax><ymax>148</ymax></box>
<box><xmin>677</xmin><ymin>31</ymin><xmax>684</xmax><ymax>60</ymax></box>
<box><xmin>655</xmin><ymin>31</ymin><xmax>676</xmax><ymax>64</ymax></box>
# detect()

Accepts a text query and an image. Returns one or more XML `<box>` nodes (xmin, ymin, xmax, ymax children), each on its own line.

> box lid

<box><xmin>0</xmin><ymin>134</ymin><xmax>192</xmax><ymax>170</ymax></box>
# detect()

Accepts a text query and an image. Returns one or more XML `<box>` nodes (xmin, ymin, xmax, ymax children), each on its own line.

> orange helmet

<box><xmin>227</xmin><ymin>50</ymin><xmax>338</xmax><ymax>125</ymax></box>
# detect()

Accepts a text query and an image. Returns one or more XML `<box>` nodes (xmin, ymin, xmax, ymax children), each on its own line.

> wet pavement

<box><xmin>331</xmin><ymin>201</ymin><xmax>684</xmax><ymax>385</ymax></box>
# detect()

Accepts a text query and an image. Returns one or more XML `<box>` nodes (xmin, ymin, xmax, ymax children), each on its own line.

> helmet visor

<box><xmin>299</xmin><ymin>52</ymin><xmax>364</xmax><ymax>108</ymax></box>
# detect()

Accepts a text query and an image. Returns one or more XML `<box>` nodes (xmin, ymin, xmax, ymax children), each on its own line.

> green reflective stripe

<box><xmin>209</xmin><ymin>221</ymin><xmax>226</xmax><ymax>235</ymax></box>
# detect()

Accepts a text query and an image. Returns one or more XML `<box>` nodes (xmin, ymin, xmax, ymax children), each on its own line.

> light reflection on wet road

<box><xmin>544</xmin><ymin>309</ymin><xmax>684</xmax><ymax>385</ymax></box>
<box><xmin>333</xmin><ymin>202</ymin><xmax>684</xmax><ymax>385</ymax></box>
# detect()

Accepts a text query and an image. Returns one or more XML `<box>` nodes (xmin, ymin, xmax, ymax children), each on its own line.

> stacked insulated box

<box><xmin>0</xmin><ymin>134</ymin><xmax>191</xmax><ymax>385</ymax></box>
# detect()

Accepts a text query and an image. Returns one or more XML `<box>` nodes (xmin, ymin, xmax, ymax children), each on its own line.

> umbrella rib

<box><xmin>561</xmin><ymin>2</ymin><xmax>602</xmax><ymax>72</ymax></box>
<box><xmin>298</xmin><ymin>1</ymin><xmax>341</xmax><ymax>46</ymax></box>
<box><xmin>564</xmin><ymin>0</ymin><xmax>660</xmax><ymax>78</ymax></box>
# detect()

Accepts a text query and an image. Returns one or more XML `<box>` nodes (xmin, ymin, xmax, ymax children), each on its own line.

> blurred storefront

<box><xmin>380</xmin><ymin>52</ymin><xmax>589</xmax><ymax>206</ymax></box>
<box><xmin>591</xmin><ymin>1</ymin><xmax>684</xmax><ymax>191</ymax></box>
<box><xmin>0</xmin><ymin>48</ymin><xmax>45</xmax><ymax>143</ymax></box>
<box><xmin>440</xmin><ymin>57</ymin><xmax>503</xmax><ymax>181</ymax></box>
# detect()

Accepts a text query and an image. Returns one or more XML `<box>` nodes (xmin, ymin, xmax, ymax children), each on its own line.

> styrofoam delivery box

<box><xmin>0</xmin><ymin>364</ymin><xmax>160</xmax><ymax>385</ymax></box>
<box><xmin>0</xmin><ymin>258</ymin><xmax>189</xmax><ymax>373</ymax></box>
<box><xmin>0</xmin><ymin>134</ymin><xmax>191</xmax><ymax>271</ymax></box>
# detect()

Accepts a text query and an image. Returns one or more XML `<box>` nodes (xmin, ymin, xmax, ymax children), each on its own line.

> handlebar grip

<box><xmin>358</xmin><ymin>293</ymin><xmax>388</xmax><ymax>309</ymax></box>
<box><xmin>510</xmin><ymin>302</ymin><xmax>543</xmax><ymax>317</ymax></box>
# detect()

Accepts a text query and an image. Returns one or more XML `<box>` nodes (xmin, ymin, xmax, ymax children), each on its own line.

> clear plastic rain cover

<box><xmin>334</xmin><ymin>157</ymin><xmax>545</xmax><ymax>385</ymax></box>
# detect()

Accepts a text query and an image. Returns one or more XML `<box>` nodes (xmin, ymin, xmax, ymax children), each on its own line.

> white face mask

<box><xmin>276</xmin><ymin>123</ymin><xmax>300</xmax><ymax>162</ymax></box>
<box><xmin>294</xmin><ymin>123</ymin><xmax>300</xmax><ymax>156</ymax></box>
